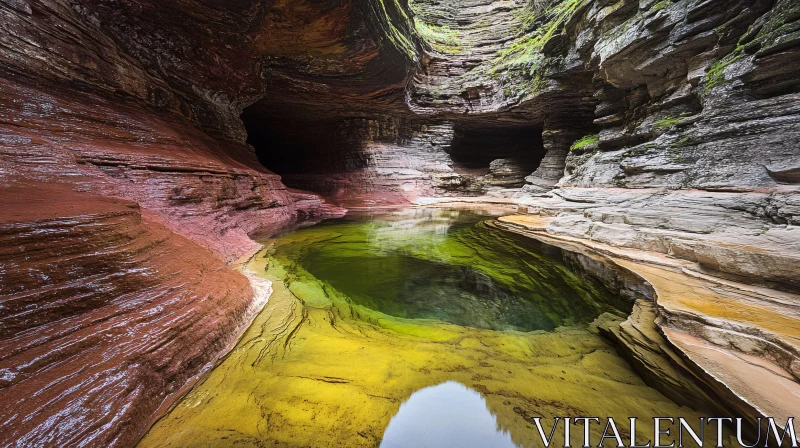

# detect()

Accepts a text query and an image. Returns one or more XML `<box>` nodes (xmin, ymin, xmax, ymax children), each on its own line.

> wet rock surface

<box><xmin>0</xmin><ymin>185</ymin><xmax>264</xmax><ymax>447</ymax></box>
<box><xmin>512</xmin><ymin>187</ymin><xmax>800</xmax><ymax>290</ymax></box>
<box><xmin>1</xmin><ymin>2</ymin><xmax>347</xmax><ymax>444</ymax></box>
<box><xmin>496</xmin><ymin>214</ymin><xmax>800</xmax><ymax>440</ymax></box>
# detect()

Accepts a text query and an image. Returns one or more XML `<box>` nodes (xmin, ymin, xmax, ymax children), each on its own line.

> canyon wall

<box><xmin>294</xmin><ymin>0</ymin><xmax>799</xmax><ymax>292</ymax></box>
<box><xmin>0</xmin><ymin>185</ymin><xmax>266</xmax><ymax>446</ymax></box>
<box><xmin>512</xmin><ymin>0</ymin><xmax>800</xmax><ymax>291</ymax></box>
<box><xmin>247</xmin><ymin>0</ymin><xmax>798</xmax><ymax>212</ymax></box>
<box><xmin>407</xmin><ymin>0</ymin><xmax>800</xmax><ymax>433</ymax></box>
<box><xmin>1</xmin><ymin>0</ymin><xmax>364</xmax><ymax>445</ymax></box>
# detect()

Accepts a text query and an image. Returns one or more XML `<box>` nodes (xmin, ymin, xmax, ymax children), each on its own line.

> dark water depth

<box><xmin>292</xmin><ymin>208</ymin><xmax>631</xmax><ymax>332</ymax></box>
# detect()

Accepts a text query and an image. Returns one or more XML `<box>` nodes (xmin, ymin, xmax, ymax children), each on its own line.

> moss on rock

<box><xmin>570</xmin><ymin>133</ymin><xmax>599</xmax><ymax>151</ymax></box>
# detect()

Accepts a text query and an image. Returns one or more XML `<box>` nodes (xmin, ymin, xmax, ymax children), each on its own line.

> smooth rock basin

<box><xmin>139</xmin><ymin>208</ymin><xmax>719</xmax><ymax>447</ymax></box>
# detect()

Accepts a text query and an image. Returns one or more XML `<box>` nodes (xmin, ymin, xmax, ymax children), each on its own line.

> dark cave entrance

<box><xmin>242</xmin><ymin>103</ymin><xmax>547</xmax><ymax>195</ymax></box>
<box><xmin>241</xmin><ymin>104</ymin><xmax>370</xmax><ymax>195</ymax></box>
<box><xmin>448</xmin><ymin>121</ymin><xmax>545</xmax><ymax>187</ymax></box>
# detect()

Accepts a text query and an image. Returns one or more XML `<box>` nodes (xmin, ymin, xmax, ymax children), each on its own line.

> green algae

<box><xmin>139</xmin><ymin>208</ymin><xmax>716</xmax><ymax>448</ymax></box>
<box><xmin>407</xmin><ymin>0</ymin><xmax>462</xmax><ymax>54</ymax></box>
<box><xmin>373</xmin><ymin>0</ymin><xmax>418</xmax><ymax>60</ymax></box>
<box><xmin>653</xmin><ymin>115</ymin><xmax>685</xmax><ymax>132</ymax></box>
<box><xmin>650</xmin><ymin>0</ymin><xmax>672</xmax><ymax>12</ymax></box>
<box><xmin>704</xmin><ymin>49</ymin><xmax>744</xmax><ymax>93</ymax></box>
<box><xmin>285</xmin><ymin>210</ymin><xmax>630</xmax><ymax>332</ymax></box>
<box><xmin>481</xmin><ymin>0</ymin><xmax>586</xmax><ymax>99</ymax></box>
<box><xmin>408</xmin><ymin>0</ymin><xmax>587</xmax><ymax>100</ymax></box>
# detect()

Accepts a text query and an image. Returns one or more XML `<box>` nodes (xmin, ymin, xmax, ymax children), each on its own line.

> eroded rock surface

<box><xmin>496</xmin><ymin>214</ymin><xmax>800</xmax><ymax>439</ymax></box>
<box><xmin>1</xmin><ymin>1</ymin><xmax>347</xmax><ymax>445</ymax></box>
<box><xmin>0</xmin><ymin>185</ymin><xmax>266</xmax><ymax>447</ymax></box>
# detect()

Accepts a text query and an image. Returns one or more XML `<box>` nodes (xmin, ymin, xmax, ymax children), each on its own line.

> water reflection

<box><xmin>364</xmin><ymin>208</ymin><xmax>483</xmax><ymax>252</ymax></box>
<box><xmin>381</xmin><ymin>382</ymin><xmax>518</xmax><ymax>448</ymax></box>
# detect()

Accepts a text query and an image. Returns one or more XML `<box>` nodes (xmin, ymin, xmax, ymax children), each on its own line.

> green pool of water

<box><xmin>293</xmin><ymin>209</ymin><xmax>630</xmax><ymax>332</ymax></box>
<box><xmin>139</xmin><ymin>208</ymin><xmax>711</xmax><ymax>448</ymax></box>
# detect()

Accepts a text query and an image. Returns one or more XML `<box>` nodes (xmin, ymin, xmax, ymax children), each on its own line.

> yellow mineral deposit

<box><xmin>140</xmin><ymin>210</ymin><xmax>718</xmax><ymax>448</ymax></box>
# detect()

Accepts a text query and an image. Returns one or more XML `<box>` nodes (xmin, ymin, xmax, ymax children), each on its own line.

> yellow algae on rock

<box><xmin>139</xmin><ymin>210</ymin><xmax>714</xmax><ymax>448</ymax></box>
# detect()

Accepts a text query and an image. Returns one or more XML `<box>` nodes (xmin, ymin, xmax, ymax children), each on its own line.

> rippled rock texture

<box><xmin>0</xmin><ymin>185</ymin><xmax>265</xmax><ymax>447</ymax></box>
<box><xmin>497</xmin><ymin>214</ymin><xmax>800</xmax><ymax>440</ymax></box>
<box><xmin>1</xmin><ymin>1</ymin><xmax>351</xmax><ymax>445</ymax></box>
<box><xmin>0</xmin><ymin>77</ymin><xmax>342</xmax><ymax>262</ymax></box>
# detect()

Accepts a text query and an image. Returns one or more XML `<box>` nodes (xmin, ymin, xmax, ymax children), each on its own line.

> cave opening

<box><xmin>448</xmin><ymin>121</ymin><xmax>545</xmax><ymax>187</ymax></box>
<box><xmin>241</xmin><ymin>103</ymin><xmax>370</xmax><ymax>194</ymax></box>
<box><xmin>242</xmin><ymin>102</ymin><xmax>548</xmax><ymax>195</ymax></box>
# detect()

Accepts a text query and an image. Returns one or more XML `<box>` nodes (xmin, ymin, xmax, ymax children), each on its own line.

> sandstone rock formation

<box><xmin>0</xmin><ymin>185</ymin><xmax>264</xmax><ymax>447</ymax></box>
<box><xmin>1</xmin><ymin>0</ymin><xmax>798</xmax><ymax>445</ymax></box>
<box><xmin>1</xmin><ymin>1</ymin><xmax>349</xmax><ymax>445</ymax></box>
<box><xmin>496</xmin><ymin>214</ymin><xmax>800</xmax><ymax>440</ymax></box>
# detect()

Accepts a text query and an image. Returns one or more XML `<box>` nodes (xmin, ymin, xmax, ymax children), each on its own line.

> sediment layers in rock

<box><xmin>242</xmin><ymin>0</ymin><xmax>799</xmax><ymax>206</ymax></box>
<box><xmin>510</xmin><ymin>188</ymin><xmax>800</xmax><ymax>290</ymax></box>
<box><xmin>432</xmin><ymin>0</ymin><xmax>800</xmax><ymax>415</ymax></box>
<box><xmin>1</xmin><ymin>2</ymin><xmax>348</xmax><ymax>445</ymax></box>
<box><xmin>0</xmin><ymin>76</ymin><xmax>344</xmax><ymax>262</ymax></box>
<box><xmin>559</xmin><ymin>0</ymin><xmax>800</xmax><ymax>192</ymax></box>
<box><xmin>496</xmin><ymin>214</ymin><xmax>800</xmax><ymax>437</ymax></box>
<box><xmin>0</xmin><ymin>185</ymin><xmax>266</xmax><ymax>447</ymax></box>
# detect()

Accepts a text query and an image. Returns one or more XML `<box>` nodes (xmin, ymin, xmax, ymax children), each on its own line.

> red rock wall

<box><xmin>0</xmin><ymin>76</ymin><xmax>343</xmax><ymax>262</ymax></box>
<box><xmin>0</xmin><ymin>2</ymin><xmax>346</xmax><ymax>444</ymax></box>
<box><xmin>0</xmin><ymin>68</ymin><xmax>346</xmax><ymax>446</ymax></box>
<box><xmin>0</xmin><ymin>185</ymin><xmax>263</xmax><ymax>447</ymax></box>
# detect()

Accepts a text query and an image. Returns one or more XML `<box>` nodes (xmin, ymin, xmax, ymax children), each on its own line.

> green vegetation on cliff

<box><xmin>704</xmin><ymin>48</ymin><xmax>744</xmax><ymax>93</ymax></box>
<box><xmin>493</xmin><ymin>0</ymin><xmax>584</xmax><ymax>74</ymax></box>
<box><xmin>374</xmin><ymin>0</ymin><xmax>419</xmax><ymax>60</ymax></box>
<box><xmin>570</xmin><ymin>134</ymin><xmax>599</xmax><ymax>151</ymax></box>
<box><xmin>653</xmin><ymin>115</ymin><xmax>684</xmax><ymax>132</ymax></box>
<box><xmin>490</xmin><ymin>0</ymin><xmax>587</xmax><ymax>97</ymax></box>
<box><xmin>704</xmin><ymin>1</ymin><xmax>796</xmax><ymax>93</ymax></box>
<box><xmin>413</xmin><ymin>18</ymin><xmax>462</xmax><ymax>53</ymax></box>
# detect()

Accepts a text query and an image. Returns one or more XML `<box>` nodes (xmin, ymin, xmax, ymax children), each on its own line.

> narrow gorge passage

<box><xmin>1</xmin><ymin>0</ymin><xmax>798</xmax><ymax>446</ymax></box>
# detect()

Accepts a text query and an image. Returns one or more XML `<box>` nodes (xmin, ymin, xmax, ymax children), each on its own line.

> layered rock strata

<box><xmin>1</xmin><ymin>1</ymin><xmax>350</xmax><ymax>445</ymax></box>
<box><xmin>407</xmin><ymin>0</ymin><xmax>800</xmax><ymax>429</ymax></box>
<box><xmin>0</xmin><ymin>76</ymin><xmax>341</xmax><ymax>262</ymax></box>
<box><xmin>0</xmin><ymin>185</ymin><xmax>267</xmax><ymax>447</ymax></box>
<box><xmin>496</xmin><ymin>214</ymin><xmax>800</xmax><ymax>438</ymax></box>
<box><xmin>559</xmin><ymin>0</ymin><xmax>799</xmax><ymax>192</ymax></box>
